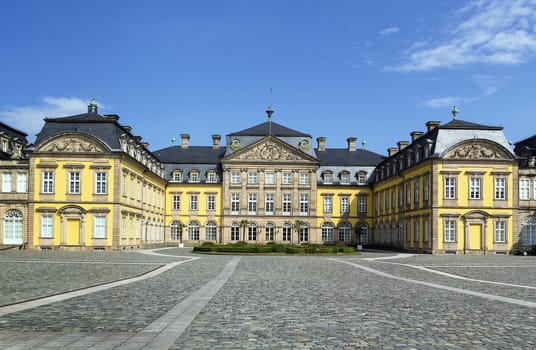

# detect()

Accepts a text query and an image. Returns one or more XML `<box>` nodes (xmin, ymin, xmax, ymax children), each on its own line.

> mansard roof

<box><xmin>0</xmin><ymin>121</ymin><xmax>28</xmax><ymax>143</ymax></box>
<box><xmin>230</xmin><ymin>121</ymin><xmax>311</xmax><ymax>137</ymax></box>
<box><xmin>154</xmin><ymin>146</ymin><xmax>225</xmax><ymax>164</ymax></box>
<box><xmin>439</xmin><ymin>119</ymin><xmax>503</xmax><ymax>130</ymax></box>
<box><xmin>315</xmin><ymin>148</ymin><xmax>385</xmax><ymax>166</ymax></box>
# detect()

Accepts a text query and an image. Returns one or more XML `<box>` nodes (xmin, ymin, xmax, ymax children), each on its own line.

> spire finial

<box><xmin>88</xmin><ymin>98</ymin><xmax>98</xmax><ymax>114</ymax></box>
<box><xmin>266</xmin><ymin>88</ymin><xmax>273</xmax><ymax>135</ymax></box>
<box><xmin>451</xmin><ymin>105</ymin><xmax>459</xmax><ymax>120</ymax></box>
<box><xmin>361</xmin><ymin>139</ymin><xmax>367</xmax><ymax>149</ymax></box>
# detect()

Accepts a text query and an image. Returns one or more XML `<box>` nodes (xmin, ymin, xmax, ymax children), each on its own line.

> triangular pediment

<box><xmin>37</xmin><ymin>133</ymin><xmax>110</xmax><ymax>153</ymax></box>
<box><xmin>223</xmin><ymin>136</ymin><xmax>318</xmax><ymax>164</ymax></box>
<box><xmin>443</xmin><ymin>139</ymin><xmax>514</xmax><ymax>160</ymax></box>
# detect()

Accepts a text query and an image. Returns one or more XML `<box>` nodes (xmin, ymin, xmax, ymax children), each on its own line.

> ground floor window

<box><xmin>170</xmin><ymin>221</ymin><xmax>182</xmax><ymax>240</ymax></box>
<box><xmin>321</xmin><ymin>222</ymin><xmax>333</xmax><ymax>242</ymax></box>
<box><xmin>494</xmin><ymin>220</ymin><xmax>506</xmax><ymax>243</ymax></box>
<box><xmin>338</xmin><ymin>223</ymin><xmax>351</xmax><ymax>242</ymax></box>
<box><xmin>282</xmin><ymin>224</ymin><xmax>291</xmax><ymax>242</ymax></box>
<box><xmin>299</xmin><ymin>225</ymin><xmax>308</xmax><ymax>243</ymax></box>
<box><xmin>188</xmin><ymin>221</ymin><xmax>200</xmax><ymax>240</ymax></box>
<box><xmin>205</xmin><ymin>221</ymin><xmax>217</xmax><ymax>240</ymax></box>
<box><xmin>248</xmin><ymin>223</ymin><xmax>257</xmax><ymax>241</ymax></box>
<box><xmin>4</xmin><ymin>209</ymin><xmax>23</xmax><ymax>244</ymax></box>
<box><xmin>231</xmin><ymin>223</ymin><xmax>240</xmax><ymax>241</ymax></box>
<box><xmin>444</xmin><ymin>219</ymin><xmax>456</xmax><ymax>242</ymax></box>
<box><xmin>265</xmin><ymin>223</ymin><xmax>274</xmax><ymax>241</ymax></box>
<box><xmin>521</xmin><ymin>216</ymin><xmax>536</xmax><ymax>246</ymax></box>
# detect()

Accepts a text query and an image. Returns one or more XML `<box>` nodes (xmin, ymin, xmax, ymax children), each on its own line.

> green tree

<box><xmin>239</xmin><ymin>219</ymin><xmax>249</xmax><ymax>242</ymax></box>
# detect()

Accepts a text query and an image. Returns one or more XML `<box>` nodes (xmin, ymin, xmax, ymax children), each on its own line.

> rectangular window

<box><xmin>494</xmin><ymin>220</ymin><xmax>506</xmax><ymax>243</ymax></box>
<box><xmin>231</xmin><ymin>193</ymin><xmax>240</xmax><ymax>214</ymax></box>
<box><xmin>323</xmin><ymin>173</ymin><xmax>333</xmax><ymax>184</ymax></box>
<box><xmin>189</xmin><ymin>195</ymin><xmax>198</xmax><ymax>211</ymax></box>
<box><xmin>398</xmin><ymin>187</ymin><xmax>403</xmax><ymax>206</ymax></box>
<box><xmin>406</xmin><ymin>183</ymin><xmax>411</xmax><ymax>204</ymax></box>
<box><xmin>414</xmin><ymin>219</ymin><xmax>420</xmax><ymax>242</ymax></box>
<box><xmin>391</xmin><ymin>190</ymin><xmax>396</xmax><ymax>209</ymax></box>
<box><xmin>122</xmin><ymin>174</ymin><xmax>127</xmax><ymax>196</ymax></box>
<box><xmin>358</xmin><ymin>173</ymin><xmax>367</xmax><ymax>184</ymax></box>
<box><xmin>95</xmin><ymin>172</ymin><xmax>107</xmax><ymax>194</ymax></box>
<box><xmin>121</xmin><ymin>217</ymin><xmax>126</xmax><ymax>239</ymax></box>
<box><xmin>248</xmin><ymin>193</ymin><xmax>257</xmax><ymax>214</ymax></box>
<box><xmin>17</xmin><ymin>173</ymin><xmax>27</xmax><ymax>193</ymax></box>
<box><xmin>265</xmin><ymin>193</ymin><xmax>274</xmax><ymax>215</ymax></box>
<box><xmin>444</xmin><ymin>219</ymin><xmax>456</xmax><ymax>242</ymax></box>
<box><xmin>282</xmin><ymin>172</ymin><xmax>292</xmax><ymax>185</ymax></box>
<box><xmin>358</xmin><ymin>197</ymin><xmax>367</xmax><ymax>213</ymax></box>
<box><xmin>423</xmin><ymin>176</ymin><xmax>429</xmax><ymax>201</ymax></box>
<box><xmin>340</xmin><ymin>173</ymin><xmax>350</xmax><ymax>184</ymax></box>
<box><xmin>423</xmin><ymin>218</ymin><xmax>429</xmax><ymax>242</ymax></box>
<box><xmin>42</xmin><ymin>171</ymin><xmax>54</xmax><ymax>194</ymax></box>
<box><xmin>406</xmin><ymin>221</ymin><xmax>411</xmax><ymax>242</ymax></box>
<box><xmin>299</xmin><ymin>172</ymin><xmax>309</xmax><ymax>185</ymax></box>
<box><xmin>130</xmin><ymin>177</ymin><xmax>135</xmax><ymax>198</ymax></box>
<box><xmin>207</xmin><ymin>195</ymin><xmax>216</xmax><ymax>211</ymax></box>
<box><xmin>94</xmin><ymin>216</ymin><xmax>106</xmax><ymax>239</ymax></box>
<box><xmin>2</xmin><ymin>172</ymin><xmax>12</xmax><ymax>192</ymax></box>
<box><xmin>414</xmin><ymin>180</ymin><xmax>420</xmax><ymax>203</ymax></box>
<box><xmin>299</xmin><ymin>194</ymin><xmax>308</xmax><ymax>215</ymax></box>
<box><xmin>189</xmin><ymin>172</ymin><xmax>199</xmax><ymax>183</ymax></box>
<box><xmin>265</xmin><ymin>172</ymin><xmax>275</xmax><ymax>185</ymax></box>
<box><xmin>444</xmin><ymin>177</ymin><xmax>456</xmax><ymax>199</ymax></box>
<box><xmin>282</xmin><ymin>194</ymin><xmax>292</xmax><ymax>215</ymax></box>
<box><xmin>520</xmin><ymin>178</ymin><xmax>530</xmax><ymax>200</ymax></box>
<box><xmin>340</xmin><ymin>197</ymin><xmax>349</xmax><ymax>213</ymax></box>
<box><xmin>69</xmin><ymin>172</ymin><xmax>80</xmax><ymax>194</ymax></box>
<box><xmin>231</xmin><ymin>172</ymin><xmax>241</xmax><ymax>184</ymax></box>
<box><xmin>248</xmin><ymin>172</ymin><xmax>258</xmax><ymax>184</ymax></box>
<box><xmin>265</xmin><ymin>225</ymin><xmax>274</xmax><ymax>241</ymax></box>
<box><xmin>172</xmin><ymin>195</ymin><xmax>181</xmax><ymax>211</ymax></box>
<box><xmin>494</xmin><ymin>178</ymin><xmax>506</xmax><ymax>200</ymax></box>
<box><xmin>41</xmin><ymin>215</ymin><xmax>53</xmax><ymax>238</ymax></box>
<box><xmin>172</xmin><ymin>171</ymin><xmax>182</xmax><ymax>182</ymax></box>
<box><xmin>323</xmin><ymin>197</ymin><xmax>332</xmax><ymax>213</ymax></box>
<box><xmin>469</xmin><ymin>177</ymin><xmax>481</xmax><ymax>200</ymax></box>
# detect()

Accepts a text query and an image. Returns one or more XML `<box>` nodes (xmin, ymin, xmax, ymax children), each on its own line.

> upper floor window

<box><xmin>357</xmin><ymin>172</ymin><xmax>367</xmax><ymax>185</ymax></box>
<box><xmin>323</xmin><ymin>172</ymin><xmax>333</xmax><ymax>184</ymax></box>
<box><xmin>2</xmin><ymin>172</ymin><xmax>11</xmax><ymax>192</ymax></box>
<box><xmin>189</xmin><ymin>171</ymin><xmax>200</xmax><ymax>183</ymax></box>
<box><xmin>171</xmin><ymin>171</ymin><xmax>182</xmax><ymax>183</ymax></box>
<box><xmin>68</xmin><ymin>172</ymin><xmax>81</xmax><ymax>194</ymax></box>
<box><xmin>248</xmin><ymin>193</ymin><xmax>257</xmax><ymax>214</ymax></box>
<box><xmin>231</xmin><ymin>171</ymin><xmax>240</xmax><ymax>184</ymax></box>
<box><xmin>406</xmin><ymin>183</ymin><xmax>411</xmax><ymax>204</ymax></box>
<box><xmin>340</xmin><ymin>197</ymin><xmax>350</xmax><ymax>213</ymax></box>
<box><xmin>358</xmin><ymin>197</ymin><xmax>367</xmax><ymax>213</ymax></box>
<box><xmin>423</xmin><ymin>176</ymin><xmax>429</xmax><ymax>201</ymax></box>
<box><xmin>323</xmin><ymin>196</ymin><xmax>332</xmax><ymax>213</ymax></box>
<box><xmin>469</xmin><ymin>177</ymin><xmax>481</xmax><ymax>200</ymax></box>
<box><xmin>444</xmin><ymin>177</ymin><xmax>456</xmax><ymax>199</ymax></box>
<box><xmin>265</xmin><ymin>193</ymin><xmax>274</xmax><ymax>215</ymax></box>
<box><xmin>248</xmin><ymin>172</ymin><xmax>258</xmax><ymax>184</ymax></box>
<box><xmin>207</xmin><ymin>171</ymin><xmax>217</xmax><ymax>183</ymax></box>
<box><xmin>299</xmin><ymin>194</ymin><xmax>309</xmax><ymax>215</ymax></box>
<box><xmin>520</xmin><ymin>177</ymin><xmax>530</xmax><ymax>200</ymax></box>
<box><xmin>414</xmin><ymin>180</ymin><xmax>420</xmax><ymax>203</ymax></box>
<box><xmin>42</xmin><ymin>171</ymin><xmax>54</xmax><ymax>194</ymax></box>
<box><xmin>340</xmin><ymin>172</ymin><xmax>350</xmax><ymax>185</ymax></box>
<box><xmin>16</xmin><ymin>173</ymin><xmax>27</xmax><ymax>193</ymax></box>
<box><xmin>207</xmin><ymin>195</ymin><xmax>216</xmax><ymax>211</ymax></box>
<box><xmin>299</xmin><ymin>172</ymin><xmax>309</xmax><ymax>185</ymax></box>
<box><xmin>282</xmin><ymin>194</ymin><xmax>292</xmax><ymax>215</ymax></box>
<box><xmin>265</xmin><ymin>172</ymin><xmax>275</xmax><ymax>185</ymax></box>
<box><xmin>494</xmin><ymin>178</ymin><xmax>506</xmax><ymax>200</ymax></box>
<box><xmin>189</xmin><ymin>194</ymin><xmax>198</xmax><ymax>211</ymax></box>
<box><xmin>282</xmin><ymin>172</ymin><xmax>292</xmax><ymax>185</ymax></box>
<box><xmin>172</xmin><ymin>195</ymin><xmax>181</xmax><ymax>211</ymax></box>
<box><xmin>95</xmin><ymin>172</ymin><xmax>107</xmax><ymax>194</ymax></box>
<box><xmin>231</xmin><ymin>193</ymin><xmax>240</xmax><ymax>214</ymax></box>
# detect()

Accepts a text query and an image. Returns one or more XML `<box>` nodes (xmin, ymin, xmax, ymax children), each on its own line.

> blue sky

<box><xmin>1</xmin><ymin>0</ymin><xmax>536</xmax><ymax>154</ymax></box>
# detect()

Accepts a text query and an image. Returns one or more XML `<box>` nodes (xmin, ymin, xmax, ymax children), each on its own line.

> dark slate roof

<box><xmin>33</xmin><ymin>112</ymin><xmax>129</xmax><ymax>150</ymax></box>
<box><xmin>315</xmin><ymin>148</ymin><xmax>385</xmax><ymax>166</ymax></box>
<box><xmin>154</xmin><ymin>146</ymin><xmax>226</xmax><ymax>164</ymax></box>
<box><xmin>440</xmin><ymin>119</ymin><xmax>503</xmax><ymax>130</ymax></box>
<box><xmin>230</xmin><ymin>121</ymin><xmax>311</xmax><ymax>137</ymax></box>
<box><xmin>0</xmin><ymin>121</ymin><xmax>28</xmax><ymax>143</ymax></box>
<box><xmin>514</xmin><ymin>134</ymin><xmax>536</xmax><ymax>157</ymax></box>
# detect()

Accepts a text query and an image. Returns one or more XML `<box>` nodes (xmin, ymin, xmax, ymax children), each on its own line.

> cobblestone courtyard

<box><xmin>0</xmin><ymin>248</ymin><xmax>535</xmax><ymax>349</ymax></box>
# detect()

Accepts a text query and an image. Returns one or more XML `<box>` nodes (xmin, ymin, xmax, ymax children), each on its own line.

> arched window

<box><xmin>248</xmin><ymin>222</ymin><xmax>257</xmax><ymax>241</ymax></box>
<box><xmin>357</xmin><ymin>223</ymin><xmax>368</xmax><ymax>243</ymax></box>
<box><xmin>522</xmin><ymin>216</ymin><xmax>536</xmax><ymax>246</ymax></box>
<box><xmin>188</xmin><ymin>221</ymin><xmax>200</xmax><ymax>240</ymax></box>
<box><xmin>338</xmin><ymin>223</ymin><xmax>351</xmax><ymax>242</ymax></box>
<box><xmin>321</xmin><ymin>222</ymin><xmax>334</xmax><ymax>242</ymax></box>
<box><xmin>299</xmin><ymin>224</ymin><xmax>309</xmax><ymax>243</ymax></box>
<box><xmin>4</xmin><ymin>209</ymin><xmax>23</xmax><ymax>244</ymax></box>
<box><xmin>230</xmin><ymin>222</ymin><xmax>240</xmax><ymax>241</ymax></box>
<box><xmin>170</xmin><ymin>220</ymin><xmax>182</xmax><ymax>240</ymax></box>
<box><xmin>205</xmin><ymin>221</ymin><xmax>217</xmax><ymax>241</ymax></box>
<box><xmin>282</xmin><ymin>223</ymin><xmax>292</xmax><ymax>242</ymax></box>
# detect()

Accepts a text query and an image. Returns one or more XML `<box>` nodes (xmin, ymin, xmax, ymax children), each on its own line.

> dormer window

<box><xmin>189</xmin><ymin>170</ymin><xmax>200</xmax><ymax>183</ymax></box>
<box><xmin>323</xmin><ymin>172</ymin><xmax>333</xmax><ymax>184</ymax></box>
<box><xmin>207</xmin><ymin>171</ymin><xmax>217</xmax><ymax>183</ymax></box>
<box><xmin>171</xmin><ymin>171</ymin><xmax>182</xmax><ymax>183</ymax></box>
<box><xmin>357</xmin><ymin>172</ymin><xmax>367</xmax><ymax>185</ymax></box>
<box><xmin>340</xmin><ymin>171</ymin><xmax>350</xmax><ymax>185</ymax></box>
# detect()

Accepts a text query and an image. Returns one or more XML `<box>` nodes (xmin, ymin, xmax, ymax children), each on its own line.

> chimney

<box><xmin>123</xmin><ymin>126</ymin><xmax>132</xmax><ymax>132</ymax></box>
<box><xmin>180</xmin><ymin>134</ymin><xmax>190</xmax><ymax>149</ymax></box>
<box><xmin>410</xmin><ymin>131</ymin><xmax>423</xmax><ymax>142</ymax></box>
<box><xmin>426</xmin><ymin>121</ymin><xmax>441</xmax><ymax>132</ymax></box>
<box><xmin>317</xmin><ymin>137</ymin><xmax>326</xmax><ymax>151</ymax></box>
<box><xmin>212</xmin><ymin>134</ymin><xmax>221</xmax><ymax>149</ymax></box>
<box><xmin>397</xmin><ymin>141</ymin><xmax>409</xmax><ymax>151</ymax></box>
<box><xmin>387</xmin><ymin>147</ymin><xmax>398</xmax><ymax>157</ymax></box>
<box><xmin>104</xmin><ymin>114</ymin><xmax>119</xmax><ymax>121</ymax></box>
<box><xmin>347</xmin><ymin>137</ymin><xmax>357</xmax><ymax>152</ymax></box>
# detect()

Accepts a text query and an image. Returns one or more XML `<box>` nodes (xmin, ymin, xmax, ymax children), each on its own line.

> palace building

<box><xmin>0</xmin><ymin>100</ymin><xmax>534</xmax><ymax>254</ymax></box>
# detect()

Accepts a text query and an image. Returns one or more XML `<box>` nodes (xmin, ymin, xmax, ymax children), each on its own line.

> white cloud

<box><xmin>0</xmin><ymin>97</ymin><xmax>94</xmax><ymax>139</ymax></box>
<box><xmin>421</xmin><ymin>96</ymin><xmax>459</xmax><ymax>108</ymax></box>
<box><xmin>388</xmin><ymin>0</ymin><xmax>536</xmax><ymax>71</ymax></box>
<box><xmin>379</xmin><ymin>27</ymin><xmax>400</xmax><ymax>36</ymax></box>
